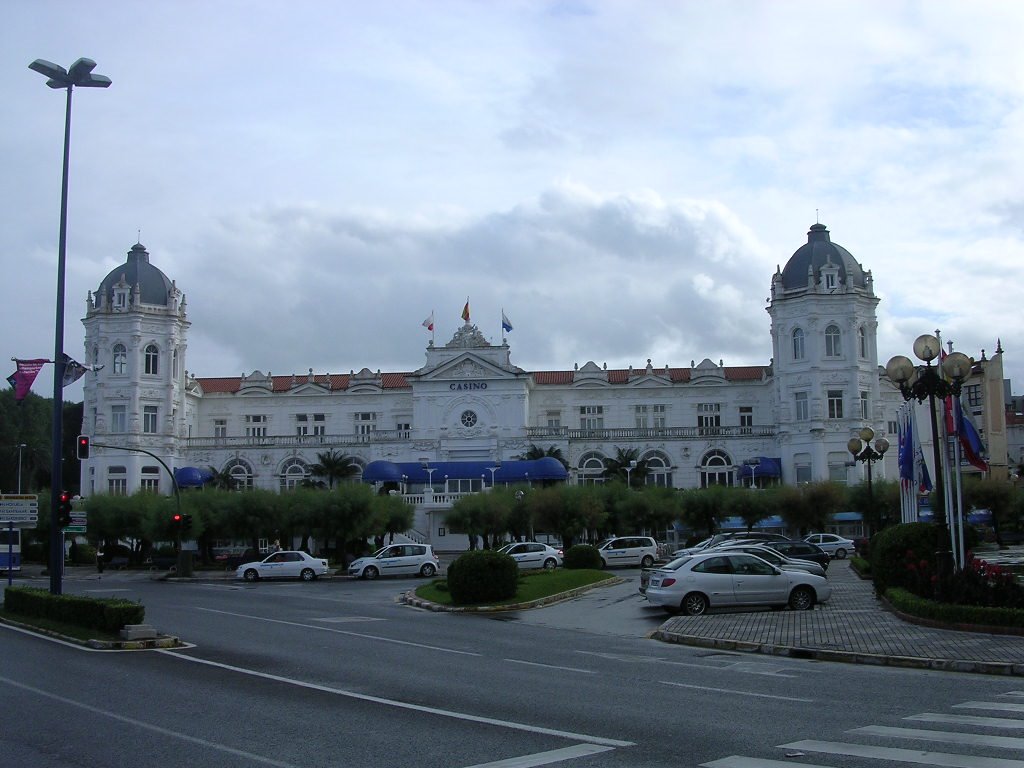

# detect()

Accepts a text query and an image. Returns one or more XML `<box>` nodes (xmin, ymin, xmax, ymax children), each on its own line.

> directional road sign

<box><xmin>0</xmin><ymin>494</ymin><xmax>39</xmax><ymax>525</ymax></box>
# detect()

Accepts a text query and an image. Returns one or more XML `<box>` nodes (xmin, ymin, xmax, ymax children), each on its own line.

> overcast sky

<box><xmin>3</xmin><ymin>1</ymin><xmax>1023</xmax><ymax>403</ymax></box>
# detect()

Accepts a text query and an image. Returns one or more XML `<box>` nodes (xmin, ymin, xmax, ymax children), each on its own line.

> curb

<box><xmin>0</xmin><ymin>614</ymin><xmax>183</xmax><ymax>651</ymax></box>
<box><xmin>400</xmin><ymin>576</ymin><xmax>625</xmax><ymax>613</ymax></box>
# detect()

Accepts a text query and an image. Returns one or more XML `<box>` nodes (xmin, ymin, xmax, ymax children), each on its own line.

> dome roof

<box><xmin>779</xmin><ymin>223</ymin><xmax>866</xmax><ymax>291</ymax></box>
<box><xmin>96</xmin><ymin>243</ymin><xmax>174</xmax><ymax>307</ymax></box>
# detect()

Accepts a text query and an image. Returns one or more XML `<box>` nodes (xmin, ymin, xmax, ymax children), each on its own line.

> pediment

<box><xmin>421</xmin><ymin>353</ymin><xmax>517</xmax><ymax>381</ymax></box>
<box><xmin>572</xmin><ymin>361</ymin><xmax>609</xmax><ymax>387</ymax></box>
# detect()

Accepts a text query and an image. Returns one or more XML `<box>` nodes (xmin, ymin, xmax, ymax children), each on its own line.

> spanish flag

<box><xmin>461</xmin><ymin>300</ymin><xmax>470</xmax><ymax>323</ymax></box>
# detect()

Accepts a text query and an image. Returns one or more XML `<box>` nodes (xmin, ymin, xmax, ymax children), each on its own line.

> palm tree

<box><xmin>516</xmin><ymin>444</ymin><xmax>569</xmax><ymax>470</ymax></box>
<box><xmin>603</xmin><ymin>447</ymin><xmax>650</xmax><ymax>489</ymax></box>
<box><xmin>309</xmin><ymin>450</ymin><xmax>360</xmax><ymax>490</ymax></box>
<box><xmin>206</xmin><ymin>466</ymin><xmax>237</xmax><ymax>491</ymax></box>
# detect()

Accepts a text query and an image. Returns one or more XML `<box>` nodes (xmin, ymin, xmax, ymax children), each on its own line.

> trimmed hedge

<box><xmin>886</xmin><ymin>587</ymin><xmax>1024</xmax><ymax>630</ymax></box>
<box><xmin>869</xmin><ymin>522</ymin><xmax>943</xmax><ymax>594</ymax></box>
<box><xmin>446</xmin><ymin>550</ymin><xmax>519</xmax><ymax>605</ymax></box>
<box><xmin>3</xmin><ymin>586</ymin><xmax>144</xmax><ymax>633</ymax></box>
<box><xmin>563</xmin><ymin>544</ymin><xmax>601</xmax><ymax>570</ymax></box>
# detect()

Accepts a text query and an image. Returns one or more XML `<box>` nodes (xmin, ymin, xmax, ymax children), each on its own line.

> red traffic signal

<box><xmin>58</xmin><ymin>490</ymin><xmax>74</xmax><ymax>528</ymax></box>
<box><xmin>77</xmin><ymin>435</ymin><xmax>91</xmax><ymax>459</ymax></box>
<box><xmin>171</xmin><ymin>513</ymin><xmax>183</xmax><ymax>525</ymax></box>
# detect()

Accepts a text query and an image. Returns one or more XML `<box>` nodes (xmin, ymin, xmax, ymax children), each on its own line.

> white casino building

<box><xmin>78</xmin><ymin>224</ymin><xmax>907</xmax><ymax>539</ymax></box>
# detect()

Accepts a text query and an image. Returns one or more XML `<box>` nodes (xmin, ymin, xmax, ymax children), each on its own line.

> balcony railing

<box><xmin>185</xmin><ymin>429</ymin><xmax>411</xmax><ymax>449</ymax></box>
<box><xmin>524</xmin><ymin>425</ymin><xmax>776</xmax><ymax>440</ymax></box>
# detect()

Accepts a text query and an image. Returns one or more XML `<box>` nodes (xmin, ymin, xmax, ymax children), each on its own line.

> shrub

<box><xmin>869</xmin><ymin>522</ymin><xmax>943</xmax><ymax>595</ymax></box>
<box><xmin>446</xmin><ymin>550</ymin><xmax>519</xmax><ymax>605</ymax></box>
<box><xmin>886</xmin><ymin>587</ymin><xmax>1024</xmax><ymax>629</ymax></box>
<box><xmin>563</xmin><ymin>544</ymin><xmax>601</xmax><ymax>570</ymax></box>
<box><xmin>3</xmin><ymin>586</ymin><xmax>144</xmax><ymax>633</ymax></box>
<box><xmin>943</xmin><ymin>554</ymin><xmax>1024</xmax><ymax>609</ymax></box>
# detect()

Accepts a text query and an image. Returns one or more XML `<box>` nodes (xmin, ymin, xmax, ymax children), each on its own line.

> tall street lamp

<box><xmin>30</xmin><ymin>57</ymin><xmax>111</xmax><ymax>596</ymax></box>
<box><xmin>487</xmin><ymin>461</ymin><xmax>501</xmax><ymax>487</ymax></box>
<box><xmin>886</xmin><ymin>333</ymin><xmax>971</xmax><ymax>573</ymax></box>
<box><xmin>624</xmin><ymin>460</ymin><xmax>637</xmax><ymax>489</ymax></box>
<box><xmin>847</xmin><ymin>426</ymin><xmax>889</xmax><ymax>535</ymax></box>
<box><xmin>16</xmin><ymin>444</ymin><xmax>27</xmax><ymax>493</ymax></box>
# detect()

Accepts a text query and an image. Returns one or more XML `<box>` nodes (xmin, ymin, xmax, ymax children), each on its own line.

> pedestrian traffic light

<box><xmin>58</xmin><ymin>490</ymin><xmax>73</xmax><ymax>529</ymax></box>
<box><xmin>77</xmin><ymin>434</ymin><xmax>91</xmax><ymax>459</ymax></box>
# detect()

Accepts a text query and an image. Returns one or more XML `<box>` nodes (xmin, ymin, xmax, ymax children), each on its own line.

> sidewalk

<box><xmin>653</xmin><ymin>559</ymin><xmax>1024</xmax><ymax>676</ymax></box>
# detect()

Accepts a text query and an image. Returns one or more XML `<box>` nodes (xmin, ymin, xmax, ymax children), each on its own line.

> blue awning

<box><xmin>174</xmin><ymin>466</ymin><xmax>214</xmax><ymax>488</ymax></box>
<box><xmin>362</xmin><ymin>458</ymin><xmax>568</xmax><ymax>484</ymax></box>
<box><xmin>737</xmin><ymin>457</ymin><xmax>782</xmax><ymax>479</ymax></box>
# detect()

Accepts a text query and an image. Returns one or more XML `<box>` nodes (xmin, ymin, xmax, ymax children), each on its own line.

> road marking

<box><xmin>781</xmin><ymin>739</ymin><xmax>1024</xmax><ymax>767</ymax></box>
<box><xmin>907</xmin><ymin>713</ymin><xmax>1024</xmax><ymax>730</ymax></box>
<box><xmin>463</xmin><ymin>744</ymin><xmax>613</xmax><ymax>767</ymax></box>
<box><xmin>1002</xmin><ymin>691</ymin><xmax>1024</xmax><ymax>697</ymax></box>
<box><xmin>160</xmin><ymin>651</ymin><xmax>634</xmax><ymax>748</ymax></box>
<box><xmin>0</xmin><ymin>674</ymin><xmax>301</xmax><ymax>768</ymax></box>
<box><xmin>851</xmin><ymin>725</ymin><xmax>1024</xmax><ymax>750</ymax></box>
<box><xmin>504</xmin><ymin>658</ymin><xmax>597</xmax><ymax>674</ymax></box>
<box><xmin>310</xmin><ymin>616</ymin><xmax>385</xmax><ymax>624</ymax></box>
<box><xmin>82</xmin><ymin>588</ymin><xmax>131</xmax><ymax>593</ymax></box>
<box><xmin>954</xmin><ymin>701</ymin><xmax>1024</xmax><ymax>713</ymax></box>
<box><xmin>660</xmin><ymin>680</ymin><xmax>812</xmax><ymax>703</ymax></box>
<box><xmin>702</xmin><ymin>758</ymin><xmax>833</xmax><ymax>768</ymax></box>
<box><xmin>196</xmin><ymin>606</ymin><xmax>479</xmax><ymax>656</ymax></box>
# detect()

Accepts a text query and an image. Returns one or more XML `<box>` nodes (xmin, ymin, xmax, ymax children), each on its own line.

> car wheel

<box><xmin>243</xmin><ymin>569</ymin><xmax>259</xmax><ymax>582</ymax></box>
<box><xmin>543</xmin><ymin>558</ymin><xmax>557</xmax><ymax>570</ymax></box>
<box><xmin>300</xmin><ymin>568</ymin><xmax>316</xmax><ymax>581</ymax></box>
<box><xmin>789</xmin><ymin>585</ymin><xmax>815</xmax><ymax>611</ymax></box>
<box><xmin>363</xmin><ymin>565</ymin><xmax>379</xmax><ymax>580</ymax></box>
<box><xmin>420</xmin><ymin>563</ymin><xmax>437</xmax><ymax>578</ymax></box>
<box><xmin>834</xmin><ymin>548</ymin><xmax>847</xmax><ymax>560</ymax></box>
<box><xmin>682</xmin><ymin>592</ymin><xmax>709</xmax><ymax>616</ymax></box>
<box><xmin>641</xmin><ymin>555</ymin><xmax>654</xmax><ymax>568</ymax></box>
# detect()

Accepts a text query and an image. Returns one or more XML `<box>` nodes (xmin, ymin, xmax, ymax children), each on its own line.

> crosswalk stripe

<box><xmin>701</xmin><ymin>758</ymin><xmax>833</xmax><ymax>768</ymax></box>
<box><xmin>780</xmin><ymin>739</ymin><xmax>1024</xmax><ymax>768</ymax></box>
<box><xmin>906</xmin><ymin>713</ymin><xmax>1024</xmax><ymax>730</ymax></box>
<box><xmin>851</xmin><ymin>725</ymin><xmax>1024</xmax><ymax>750</ymax></box>
<box><xmin>954</xmin><ymin>702</ymin><xmax>1024</xmax><ymax>714</ymax></box>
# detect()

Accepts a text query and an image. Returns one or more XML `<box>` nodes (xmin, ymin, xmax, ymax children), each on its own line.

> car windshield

<box><xmin>663</xmin><ymin>556</ymin><xmax>693</xmax><ymax>570</ymax></box>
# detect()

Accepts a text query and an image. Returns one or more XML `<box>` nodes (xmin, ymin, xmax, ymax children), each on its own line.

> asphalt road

<box><xmin>2</xmin><ymin>570</ymin><xmax>1020</xmax><ymax>768</ymax></box>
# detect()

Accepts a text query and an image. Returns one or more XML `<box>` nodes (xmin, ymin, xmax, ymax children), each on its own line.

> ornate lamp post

<box><xmin>847</xmin><ymin>426</ymin><xmax>889</xmax><ymax>534</ymax></box>
<box><xmin>886</xmin><ymin>333</ymin><xmax>971</xmax><ymax>571</ymax></box>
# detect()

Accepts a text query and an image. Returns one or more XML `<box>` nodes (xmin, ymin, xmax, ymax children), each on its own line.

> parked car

<box><xmin>348</xmin><ymin>543</ymin><xmax>439</xmax><ymax>579</ymax></box>
<box><xmin>713</xmin><ymin>542</ymin><xmax>827</xmax><ymax>577</ymax></box>
<box><xmin>672</xmin><ymin>531</ymin><xmax>789</xmax><ymax>558</ymax></box>
<box><xmin>760</xmin><ymin>539</ymin><xmax>830</xmax><ymax>570</ymax></box>
<box><xmin>235</xmin><ymin>551</ymin><xmax>330</xmax><ymax>582</ymax></box>
<box><xmin>804</xmin><ymin>533</ymin><xmax>856</xmax><ymax>559</ymax></box>
<box><xmin>643</xmin><ymin>551</ymin><xmax>832</xmax><ymax>615</ymax></box>
<box><xmin>597</xmin><ymin>536</ymin><xmax>658</xmax><ymax>568</ymax></box>
<box><xmin>496</xmin><ymin>542</ymin><xmax>563</xmax><ymax>570</ymax></box>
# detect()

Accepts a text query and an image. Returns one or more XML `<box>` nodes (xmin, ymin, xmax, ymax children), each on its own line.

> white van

<box><xmin>596</xmin><ymin>536</ymin><xmax>658</xmax><ymax>568</ymax></box>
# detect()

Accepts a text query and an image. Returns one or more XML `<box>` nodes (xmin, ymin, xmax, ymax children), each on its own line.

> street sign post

<box><xmin>0</xmin><ymin>494</ymin><xmax>39</xmax><ymax>526</ymax></box>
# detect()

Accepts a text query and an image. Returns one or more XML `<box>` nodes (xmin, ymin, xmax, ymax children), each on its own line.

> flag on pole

<box><xmin>62</xmin><ymin>355</ymin><xmax>89</xmax><ymax>387</ymax></box>
<box><xmin>421</xmin><ymin>312</ymin><xmax>434</xmax><ymax>332</ymax></box>
<box><xmin>501</xmin><ymin>310</ymin><xmax>513</xmax><ymax>333</ymax></box>
<box><xmin>955</xmin><ymin>397</ymin><xmax>989</xmax><ymax>471</ymax></box>
<box><xmin>7</xmin><ymin>358</ymin><xmax>48</xmax><ymax>403</ymax></box>
<box><xmin>912</xmin><ymin>406</ymin><xmax>933</xmax><ymax>493</ymax></box>
<box><xmin>897</xmin><ymin>404</ymin><xmax>913</xmax><ymax>487</ymax></box>
<box><xmin>461</xmin><ymin>300</ymin><xmax>470</xmax><ymax>323</ymax></box>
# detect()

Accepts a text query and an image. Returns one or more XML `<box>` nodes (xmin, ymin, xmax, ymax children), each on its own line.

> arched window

<box><xmin>700</xmin><ymin>449</ymin><xmax>733</xmax><ymax>488</ymax></box>
<box><xmin>644</xmin><ymin>452</ymin><xmax>673</xmax><ymax>488</ymax></box>
<box><xmin>578</xmin><ymin>452</ymin><xmax>606</xmax><ymax>486</ymax></box>
<box><xmin>112</xmin><ymin>343</ymin><xmax>126</xmax><ymax>375</ymax></box>
<box><xmin>792</xmin><ymin>328</ymin><xmax>805</xmax><ymax>360</ymax></box>
<box><xmin>224</xmin><ymin>458</ymin><xmax>254</xmax><ymax>491</ymax></box>
<box><xmin>144</xmin><ymin>344</ymin><xmax>159</xmax><ymax>375</ymax></box>
<box><xmin>858</xmin><ymin>325</ymin><xmax>867</xmax><ymax>358</ymax></box>
<box><xmin>824</xmin><ymin>325</ymin><xmax>842</xmax><ymax>357</ymax></box>
<box><xmin>279</xmin><ymin>458</ymin><xmax>310</xmax><ymax>491</ymax></box>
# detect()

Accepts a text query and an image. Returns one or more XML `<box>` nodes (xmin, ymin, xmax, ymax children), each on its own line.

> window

<box><xmin>794</xmin><ymin>457</ymin><xmax>812</xmax><ymax>483</ymax></box>
<box><xmin>280</xmin><ymin>459</ymin><xmax>309</xmax><ymax>491</ymax></box>
<box><xmin>172</xmin><ymin>347</ymin><xmax>179</xmax><ymax>379</ymax></box>
<box><xmin>792</xmin><ymin>328</ymin><xmax>805</xmax><ymax>360</ymax></box>
<box><xmin>634</xmin><ymin>405</ymin><xmax>648</xmax><ymax>429</ymax></box>
<box><xmin>828</xmin><ymin>452</ymin><xmax>850</xmax><ymax>484</ymax></box>
<box><xmin>214</xmin><ymin>419</ymin><xmax>227</xmax><ymax>438</ymax></box>
<box><xmin>225</xmin><ymin>458</ymin><xmax>254</xmax><ymax>490</ymax></box>
<box><xmin>108</xmin><ymin>466</ymin><xmax>127</xmax><ymax>495</ymax></box>
<box><xmin>296</xmin><ymin>414</ymin><xmax>308</xmax><ymax>436</ymax></box>
<box><xmin>794</xmin><ymin>392</ymin><xmax>808</xmax><ymax>421</ymax></box>
<box><xmin>460</xmin><ymin>410</ymin><xmax>478</xmax><ymax>428</ymax></box>
<box><xmin>143</xmin><ymin>405</ymin><xmax>158</xmax><ymax>434</ymax></box>
<box><xmin>824</xmin><ymin>272</ymin><xmax>837</xmax><ymax>291</ymax></box>
<box><xmin>546</xmin><ymin>411</ymin><xmax>561</xmax><ymax>429</ymax></box>
<box><xmin>313</xmin><ymin>413</ymin><xmax>326</xmax><ymax>436</ymax></box>
<box><xmin>111</xmin><ymin>404</ymin><xmax>127</xmax><ymax>433</ymax></box>
<box><xmin>827</xmin><ymin>390</ymin><xmax>844</xmax><ymax>419</ymax></box>
<box><xmin>579</xmin><ymin>406</ymin><xmax>603</xmax><ymax>430</ymax></box>
<box><xmin>113</xmin><ymin>344</ymin><xmax>126</xmax><ymax>375</ymax></box>
<box><xmin>700</xmin><ymin>449</ymin><xmax>733</xmax><ymax>488</ymax></box>
<box><xmin>141</xmin><ymin>465</ymin><xmax>160</xmax><ymax>492</ymax></box>
<box><xmin>144</xmin><ymin>344</ymin><xmax>159</xmax><ymax>375</ymax></box>
<box><xmin>396</xmin><ymin>422</ymin><xmax>411</xmax><ymax>438</ymax></box>
<box><xmin>652</xmin><ymin>404</ymin><xmax>666</xmax><ymax>429</ymax></box>
<box><xmin>355</xmin><ymin>412</ymin><xmax>377</xmax><ymax>438</ymax></box>
<box><xmin>645</xmin><ymin>453</ymin><xmax>672</xmax><ymax>487</ymax></box>
<box><xmin>858</xmin><ymin>326</ymin><xmax>867</xmax><ymax>358</ymax></box>
<box><xmin>825</xmin><ymin>325</ymin><xmax>842</xmax><ymax>357</ymax></box>
<box><xmin>245</xmin><ymin>415</ymin><xmax>267</xmax><ymax>438</ymax></box>
<box><xmin>739</xmin><ymin>406</ymin><xmax>753</xmax><ymax>433</ymax></box>
<box><xmin>698</xmin><ymin>403</ymin><xmax>721</xmax><ymax>434</ymax></box>
<box><xmin>860</xmin><ymin>391</ymin><xmax>869</xmax><ymax>420</ymax></box>
<box><xmin>578</xmin><ymin>452</ymin><xmax>605</xmax><ymax>485</ymax></box>
<box><xmin>888</xmin><ymin>420</ymin><xmax>898</xmax><ymax>435</ymax></box>
<box><xmin>964</xmin><ymin>384</ymin><xmax>981</xmax><ymax>408</ymax></box>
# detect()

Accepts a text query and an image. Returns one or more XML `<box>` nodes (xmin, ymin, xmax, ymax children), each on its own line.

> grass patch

<box><xmin>415</xmin><ymin>568</ymin><xmax>613</xmax><ymax>607</ymax></box>
<box><xmin>0</xmin><ymin>606</ymin><xmax>123</xmax><ymax>643</ymax></box>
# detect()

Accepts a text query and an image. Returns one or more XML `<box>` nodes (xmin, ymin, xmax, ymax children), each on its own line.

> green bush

<box><xmin>886</xmin><ymin>587</ymin><xmax>1024</xmax><ymax>629</ymax></box>
<box><xmin>869</xmin><ymin>522</ymin><xmax>943</xmax><ymax>595</ymax></box>
<box><xmin>446</xmin><ymin>550</ymin><xmax>519</xmax><ymax>605</ymax></box>
<box><xmin>3</xmin><ymin>586</ymin><xmax>144</xmax><ymax>633</ymax></box>
<box><xmin>563</xmin><ymin>544</ymin><xmax>601</xmax><ymax>570</ymax></box>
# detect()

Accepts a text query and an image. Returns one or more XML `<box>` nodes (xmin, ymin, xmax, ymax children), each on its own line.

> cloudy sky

<box><xmin>3</xmin><ymin>1</ymin><xmax>1023</xmax><ymax>402</ymax></box>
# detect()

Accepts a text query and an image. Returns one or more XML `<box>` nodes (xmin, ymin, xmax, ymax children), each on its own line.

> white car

<box><xmin>348</xmin><ymin>543</ymin><xmax>439</xmax><ymax>579</ymax></box>
<box><xmin>236</xmin><ymin>551</ymin><xmax>330</xmax><ymax>582</ymax></box>
<box><xmin>497</xmin><ymin>542</ymin><xmax>562</xmax><ymax>570</ymax></box>
<box><xmin>597</xmin><ymin>536</ymin><xmax>658</xmax><ymax>568</ymax></box>
<box><xmin>644</xmin><ymin>551</ymin><xmax>832</xmax><ymax>615</ymax></box>
<box><xmin>804</xmin><ymin>533</ymin><xmax>856</xmax><ymax>559</ymax></box>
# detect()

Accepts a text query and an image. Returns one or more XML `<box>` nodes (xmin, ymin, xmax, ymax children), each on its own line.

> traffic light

<box><xmin>58</xmin><ymin>490</ymin><xmax>73</xmax><ymax>529</ymax></box>
<box><xmin>77</xmin><ymin>435</ymin><xmax>91</xmax><ymax>459</ymax></box>
<box><xmin>171</xmin><ymin>512</ymin><xmax>183</xmax><ymax>528</ymax></box>
<box><xmin>182</xmin><ymin>514</ymin><xmax>193</xmax><ymax>533</ymax></box>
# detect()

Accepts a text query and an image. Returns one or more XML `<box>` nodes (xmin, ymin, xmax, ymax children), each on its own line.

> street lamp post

<box><xmin>16</xmin><ymin>444</ymin><xmax>27</xmax><ymax>493</ymax></box>
<box><xmin>886</xmin><ymin>333</ymin><xmax>972</xmax><ymax>574</ymax></box>
<box><xmin>847</xmin><ymin>426</ymin><xmax>890</xmax><ymax>536</ymax></box>
<box><xmin>624</xmin><ymin>460</ymin><xmax>637</xmax><ymax>489</ymax></box>
<box><xmin>29</xmin><ymin>57</ymin><xmax>111</xmax><ymax>596</ymax></box>
<box><xmin>487</xmin><ymin>462</ymin><xmax>501</xmax><ymax>487</ymax></box>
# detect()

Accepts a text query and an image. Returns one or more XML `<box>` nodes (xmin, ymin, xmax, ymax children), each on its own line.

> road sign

<box><xmin>0</xmin><ymin>494</ymin><xmax>38</xmax><ymax>524</ymax></box>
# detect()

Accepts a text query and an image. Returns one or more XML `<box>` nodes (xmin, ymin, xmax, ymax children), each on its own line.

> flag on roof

<box><xmin>421</xmin><ymin>312</ymin><xmax>434</xmax><ymax>332</ymax></box>
<box><xmin>7</xmin><ymin>358</ymin><xmax>48</xmax><ymax>403</ymax></box>
<box><xmin>501</xmin><ymin>311</ymin><xmax>513</xmax><ymax>333</ymax></box>
<box><xmin>461</xmin><ymin>300</ymin><xmax>470</xmax><ymax>323</ymax></box>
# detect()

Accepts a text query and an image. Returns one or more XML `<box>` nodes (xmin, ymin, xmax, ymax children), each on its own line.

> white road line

<box><xmin>954</xmin><ymin>701</ymin><xmax>1024</xmax><ymax>714</ymax></box>
<box><xmin>504</xmin><ymin>658</ymin><xmax>597</xmax><ymax>675</ymax></box>
<box><xmin>781</xmin><ymin>739</ymin><xmax>1024</xmax><ymax>768</ymax></box>
<box><xmin>0</xmin><ymin>674</ymin><xmax>301</xmax><ymax>768</ymax></box>
<box><xmin>82</xmin><ymin>588</ymin><xmax>131</xmax><ymax>592</ymax></box>
<box><xmin>0</xmin><ymin>621</ymin><xmax>114</xmax><ymax>652</ymax></box>
<box><xmin>463</xmin><ymin>744</ymin><xmax>613</xmax><ymax>767</ymax></box>
<box><xmin>660</xmin><ymin>680</ymin><xmax>813</xmax><ymax>703</ymax></box>
<box><xmin>160</xmin><ymin>651</ymin><xmax>635</xmax><ymax>748</ymax></box>
<box><xmin>851</xmin><ymin>725</ymin><xmax>1024</xmax><ymax>750</ymax></box>
<box><xmin>702</xmin><ymin>757</ymin><xmax>833</xmax><ymax>768</ymax></box>
<box><xmin>906</xmin><ymin>713</ymin><xmax>1024</xmax><ymax>730</ymax></box>
<box><xmin>310</xmin><ymin>616</ymin><xmax>385</xmax><ymax>624</ymax></box>
<box><xmin>196</xmin><ymin>606</ymin><xmax>479</xmax><ymax>655</ymax></box>
<box><xmin>1002</xmin><ymin>692</ymin><xmax>1024</xmax><ymax>698</ymax></box>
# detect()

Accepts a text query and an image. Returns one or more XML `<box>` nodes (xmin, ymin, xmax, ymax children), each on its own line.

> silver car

<box><xmin>235</xmin><ymin>551</ymin><xmax>330</xmax><ymax>582</ymax></box>
<box><xmin>348</xmin><ymin>543</ymin><xmax>439</xmax><ymax>579</ymax></box>
<box><xmin>804</xmin><ymin>533</ymin><xmax>856</xmax><ymax>559</ymax></box>
<box><xmin>713</xmin><ymin>542</ymin><xmax>827</xmax><ymax>578</ymax></box>
<box><xmin>644</xmin><ymin>551</ymin><xmax>832</xmax><ymax>615</ymax></box>
<box><xmin>497</xmin><ymin>542</ymin><xmax>563</xmax><ymax>570</ymax></box>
